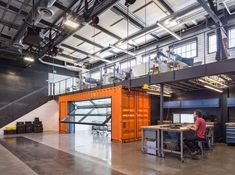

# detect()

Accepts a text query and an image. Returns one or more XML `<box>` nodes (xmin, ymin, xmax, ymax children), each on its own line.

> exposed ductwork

<box><xmin>39</xmin><ymin>55</ymin><xmax>88</xmax><ymax>72</ymax></box>
<box><xmin>37</xmin><ymin>0</ymin><xmax>56</xmax><ymax>17</ymax></box>
<box><xmin>13</xmin><ymin>0</ymin><xmax>57</xmax><ymax>44</ymax></box>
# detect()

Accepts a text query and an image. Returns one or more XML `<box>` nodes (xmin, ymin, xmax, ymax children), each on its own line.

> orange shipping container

<box><xmin>58</xmin><ymin>86</ymin><xmax>150</xmax><ymax>142</ymax></box>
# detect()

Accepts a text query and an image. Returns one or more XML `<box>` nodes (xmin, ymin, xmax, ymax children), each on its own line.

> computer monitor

<box><xmin>180</xmin><ymin>114</ymin><xmax>195</xmax><ymax>124</ymax></box>
<box><xmin>173</xmin><ymin>114</ymin><xmax>180</xmax><ymax>124</ymax></box>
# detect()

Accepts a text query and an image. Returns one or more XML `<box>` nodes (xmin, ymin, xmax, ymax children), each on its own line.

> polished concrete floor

<box><xmin>0</xmin><ymin>131</ymin><xmax>235</xmax><ymax>175</ymax></box>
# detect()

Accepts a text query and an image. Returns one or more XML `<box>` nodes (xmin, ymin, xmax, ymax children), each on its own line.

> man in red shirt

<box><xmin>184</xmin><ymin>110</ymin><xmax>206</xmax><ymax>155</ymax></box>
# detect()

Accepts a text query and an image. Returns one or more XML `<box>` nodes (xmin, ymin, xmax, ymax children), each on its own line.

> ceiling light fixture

<box><xmin>198</xmin><ymin>78</ymin><xmax>227</xmax><ymax>88</ymax></box>
<box><xmin>146</xmin><ymin>91</ymin><xmax>171</xmax><ymax>97</ymax></box>
<box><xmin>109</xmin><ymin>44</ymin><xmax>136</xmax><ymax>56</ymax></box>
<box><xmin>204</xmin><ymin>85</ymin><xmax>223</xmax><ymax>93</ymax></box>
<box><xmin>24</xmin><ymin>56</ymin><xmax>34</xmax><ymax>62</ymax></box>
<box><xmin>157</xmin><ymin>21</ymin><xmax>181</xmax><ymax>40</ymax></box>
<box><xmin>205</xmin><ymin>77</ymin><xmax>227</xmax><ymax>87</ymax></box>
<box><xmin>64</xmin><ymin>19</ymin><xmax>80</xmax><ymax>29</ymax></box>
<box><xmin>88</xmin><ymin>54</ymin><xmax>113</xmax><ymax>64</ymax></box>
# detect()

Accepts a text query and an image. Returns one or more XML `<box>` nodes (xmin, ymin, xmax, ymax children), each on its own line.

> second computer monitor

<box><xmin>173</xmin><ymin>113</ymin><xmax>195</xmax><ymax>124</ymax></box>
<box><xmin>180</xmin><ymin>114</ymin><xmax>195</xmax><ymax>124</ymax></box>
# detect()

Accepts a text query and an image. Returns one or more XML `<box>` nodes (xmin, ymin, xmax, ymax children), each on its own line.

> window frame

<box><xmin>169</xmin><ymin>38</ymin><xmax>198</xmax><ymax>58</ymax></box>
<box><xmin>120</xmin><ymin>58</ymin><xmax>136</xmax><ymax>70</ymax></box>
<box><xmin>207</xmin><ymin>32</ymin><xmax>217</xmax><ymax>54</ymax></box>
<box><xmin>90</xmin><ymin>70</ymin><xmax>101</xmax><ymax>80</ymax></box>
<box><xmin>228</xmin><ymin>27</ymin><xmax>235</xmax><ymax>49</ymax></box>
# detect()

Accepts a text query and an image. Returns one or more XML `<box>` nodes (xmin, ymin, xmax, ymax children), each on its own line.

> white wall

<box><xmin>0</xmin><ymin>100</ymin><xmax>59</xmax><ymax>135</ymax></box>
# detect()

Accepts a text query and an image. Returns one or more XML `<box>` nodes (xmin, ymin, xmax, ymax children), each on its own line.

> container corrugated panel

<box><xmin>58</xmin><ymin>86</ymin><xmax>123</xmax><ymax>141</ymax></box>
<box><xmin>59</xmin><ymin>101</ymin><xmax>68</xmax><ymax>133</ymax></box>
<box><xmin>122</xmin><ymin>90</ymin><xmax>136</xmax><ymax>140</ymax></box>
<box><xmin>136</xmin><ymin>92</ymin><xmax>150</xmax><ymax>138</ymax></box>
<box><xmin>121</xmin><ymin>90</ymin><xmax>150</xmax><ymax>141</ymax></box>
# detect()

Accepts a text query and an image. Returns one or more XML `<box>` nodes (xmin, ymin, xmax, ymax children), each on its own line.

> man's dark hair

<box><xmin>194</xmin><ymin>110</ymin><xmax>202</xmax><ymax>117</ymax></box>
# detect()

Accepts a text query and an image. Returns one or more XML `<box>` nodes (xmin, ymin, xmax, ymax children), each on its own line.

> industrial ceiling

<box><xmin>0</xmin><ymin>0</ymin><xmax>235</xmax><ymax>69</ymax></box>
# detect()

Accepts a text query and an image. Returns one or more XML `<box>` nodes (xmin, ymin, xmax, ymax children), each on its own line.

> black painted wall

<box><xmin>150</xmin><ymin>95</ymin><xmax>159</xmax><ymax>125</ymax></box>
<box><xmin>150</xmin><ymin>95</ymin><xmax>169</xmax><ymax>125</ymax></box>
<box><xmin>150</xmin><ymin>88</ymin><xmax>234</xmax><ymax>141</ymax></box>
<box><xmin>171</xmin><ymin>89</ymin><xmax>223</xmax><ymax>122</ymax></box>
<box><xmin>228</xmin><ymin>85</ymin><xmax>235</xmax><ymax>122</ymax></box>
<box><xmin>0</xmin><ymin>62</ymin><xmax>75</xmax><ymax>108</ymax></box>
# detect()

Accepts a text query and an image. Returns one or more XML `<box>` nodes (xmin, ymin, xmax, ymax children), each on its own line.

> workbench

<box><xmin>141</xmin><ymin>125</ymin><xmax>161</xmax><ymax>156</ymax></box>
<box><xmin>142</xmin><ymin>124</ymin><xmax>214</xmax><ymax>162</ymax></box>
<box><xmin>160</xmin><ymin>126</ymin><xmax>188</xmax><ymax>162</ymax></box>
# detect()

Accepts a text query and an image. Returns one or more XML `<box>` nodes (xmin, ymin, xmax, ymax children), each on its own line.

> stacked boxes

<box><xmin>33</xmin><ymin>118</ymin><xmax>43</xmax><ymax>133</ymax></box>
<box><xmin>16</xmin><ymin>122</ymin><xmax>25</xmax><ymax>134</ymax></box>
<box><xmin>25</xmin><ymin>121</ymin><xmax>33</xmax><ymax>133</ymax></box>
<box><xmin>3</xmin><ymin>118</ymin><xmax>43</xmax><ymax>135</ymax></box>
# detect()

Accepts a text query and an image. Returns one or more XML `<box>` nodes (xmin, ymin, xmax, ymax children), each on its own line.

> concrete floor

<box><xmin>0</xmin><ymin>131</ymin><xmax>235</xmax><ymax>175</ymax></box>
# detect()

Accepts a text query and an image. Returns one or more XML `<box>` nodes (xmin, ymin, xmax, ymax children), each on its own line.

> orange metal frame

<box><xmin>58</xmin><ymin>85</ymin><xmax>150</xmax><ymax>142</ymax></box>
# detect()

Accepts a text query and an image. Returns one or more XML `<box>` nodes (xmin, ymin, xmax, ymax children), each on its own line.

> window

<box><xmin>172</xmin><ymin>39</ymin><xmax>197</xmax><ymax>58</ymax></box>
<box><xmin>208</xmin><ymin>34</ymin><xmax>217</xmax><ymax>53</ymax></box>
<box><xmin>103</xmin><ymin>66</ymin><xmax>114</xmax><ymax>73</ymax></box>
<box><xmin>142</xmin><ymin>56</ymin><xmax>149</xmax><ymax>63</ymax></box>
<box><xmin>229</xmin><ymin>28</ymin><xmax>235</xmax><ymax>48</ymax></box>
<box><xmin>120</xmin><ymin>59</ymin><xmax>136</xmax><ymax>70</ymax></box>
<box><xmin>90</xmin><ymin>71</ymin><xmax>100</xmax><ymax>80</ymax></box>
<box><xmin>142</xmin><ymin>53</ymin><xmax>156</xmax><ymax>63</ymax></box>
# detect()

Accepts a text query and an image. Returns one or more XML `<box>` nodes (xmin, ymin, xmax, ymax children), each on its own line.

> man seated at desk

<box><xmin>184</xmin><ymin>110</ymin><xmax>206</xmax><ymax>156</ymax></box>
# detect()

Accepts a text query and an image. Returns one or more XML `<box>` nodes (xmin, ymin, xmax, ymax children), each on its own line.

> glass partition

<box><xmin>62</xmin><ymin>98</ymin><xmax>111</xmax><ymax>126</ymax></box>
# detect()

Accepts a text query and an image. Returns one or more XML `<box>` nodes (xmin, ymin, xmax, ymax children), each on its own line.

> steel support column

<box><xmin>160</xmin><ymin>83</ymin><xmax>164</xmax><ymax>124</ymax></box>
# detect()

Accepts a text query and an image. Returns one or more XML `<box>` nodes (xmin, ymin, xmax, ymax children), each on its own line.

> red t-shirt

<box><xmin>195</xmin><ymin>117</ymin><xmax>206</xmax><ymax>139</ymax></box>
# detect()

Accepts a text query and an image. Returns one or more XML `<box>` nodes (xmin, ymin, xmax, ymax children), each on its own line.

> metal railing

<box><xmin>50</xmin><ymin>26</ymin><xmax>235</xmax><ymax>96</ymax></box>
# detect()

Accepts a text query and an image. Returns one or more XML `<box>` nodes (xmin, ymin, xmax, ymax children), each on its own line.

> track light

<box><xmin>109</xmin><ymin>44</ymin><xmax>136</xmax><ymax>56</ymax></box>
<box><xmin>157</xmin><ymin>21</ymin><xmax>181</xmax><ymax>40</ymax></box>
<box><xmin>204</xmin><ymin>85</ymin><xmax>223</xmax><ymax>93</ymax></box>
<box><xmin>64</xmin><ymin>19</ymin><xmax>80</xmax><ymax>29</ymax></box>
<box><xmin>24</xmin><ymin>56</ymin><xmax>34</xmax><ymax>62</ymax></box>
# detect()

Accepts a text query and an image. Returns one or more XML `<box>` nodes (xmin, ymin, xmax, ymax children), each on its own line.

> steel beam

<box><xmin>91</xmin><ymin>24</ymin><xmax>121</xmax><ymax>40</ymax></box>
<box><xmin>73</xmin><ymin>34</ymin><xmax>104</xmax><ymax>48</ymax></box>
<box><xmin>61</xmin><ymin>43</ymin><xmax>89</xmax><ymax>55</ymax></box>
<box><xmin>8</xmin><ymin>0</ymin><xmax>30</xmax><ymax>31</ymax></box>
<box><xmin>41</xmin><ymin>0</ymin><xmax>121</xmax><ymax>56</ymax></box>
<box><xmin>158</xmin><ymin>0</ymin><xmax>174</xmax><ymax>14</ymax></box>
<box><xmin>179</xmin><ymin>81</ymin><xmax>202</xmax><ymax>89</ymax></box>
<box><xmin>0</xmin><ymin>1</ymin><xmax>28</xmax><ymax>17</ymax></box>
<box><xmin>0</xmin><ymin>33</ymin><xmax>12</xmax><ymax>40</ymax></box>
<box><xmin>160</xmin><ymin>84</ymin><xmax>164</xmax><ymax>124</ymax></box>
<box><xmin>120</xmin><ymin>2</ymin><xmax>201</xmax><ymax>43</ymax></box>
<box><xmin>111</xmin><ymin>5</ymin><xmax>144</xmax><ymax>29</ymax></box>
<box><xmin>0</xmin><ymin>19</ymin><xmax>20</xmax><ymax>30</ymax></box>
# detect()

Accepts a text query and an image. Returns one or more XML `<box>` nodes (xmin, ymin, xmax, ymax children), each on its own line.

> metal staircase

<box><xmin>0</xmin><ymin>86</ymin><xmax>51</xmax><ymax>128</ymax></box>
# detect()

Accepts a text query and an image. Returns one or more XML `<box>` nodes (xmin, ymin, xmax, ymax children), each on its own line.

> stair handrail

<box><xmin>0</xmin><ymin>86</ymin><xmax>48</xmax><ymax>111</ymax></box>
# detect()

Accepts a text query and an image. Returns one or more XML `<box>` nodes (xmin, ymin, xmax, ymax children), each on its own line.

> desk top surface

<box><xmin>226</xmin><ymin>122</ymin><xmax>235</xmax><ymax>126</ymax></box>
<box><xmin>142</xmin><ymin>124</ymin><xmax>214</xmax><ymax>131</ymax></box>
